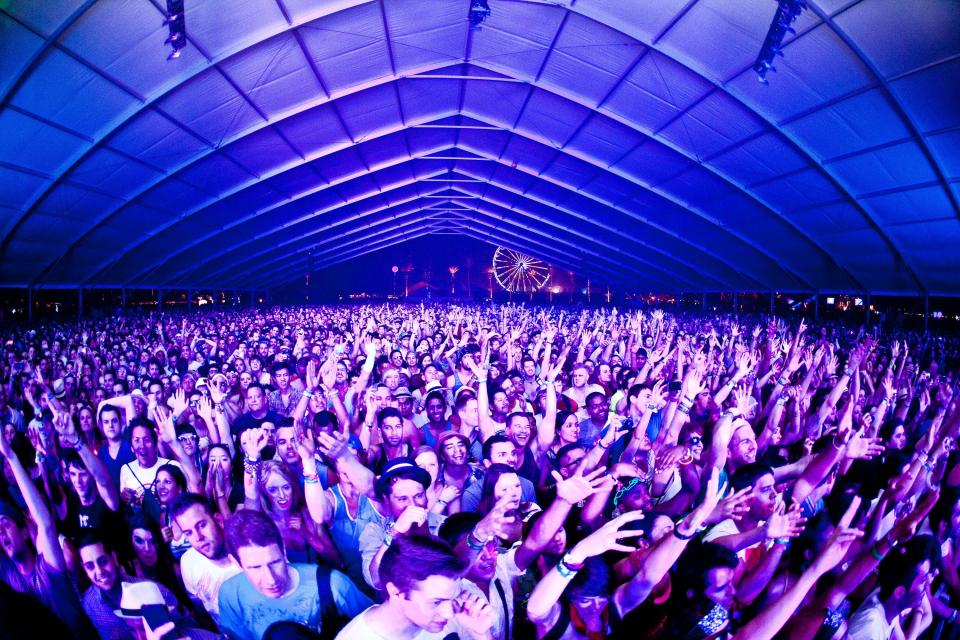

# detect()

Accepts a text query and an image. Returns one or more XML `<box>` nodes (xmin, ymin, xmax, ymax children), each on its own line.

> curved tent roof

<box><xmin>0</xmin><ymin>0</ymin><xmax>958</xmax><ymax>294</ymax></box>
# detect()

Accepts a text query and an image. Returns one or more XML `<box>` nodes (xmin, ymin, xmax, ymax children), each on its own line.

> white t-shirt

<box><xmin>179</xmin><ymin>547</ymin><xmax>241</xmax><ymax>618</ymax></box>
<box><xmin>847</xmin><ymin>590</ymin><xmax>898</xmax><ymax>640</ymax></box>
<box><xmin>335</xmin><ymin>604</ymin><xmax>481</xmax><ymax>640</ymax></box>
<box><xmin>118</xmin><ymin>457</ymin><xmax>180</xmax><ymax>498</ymax></box>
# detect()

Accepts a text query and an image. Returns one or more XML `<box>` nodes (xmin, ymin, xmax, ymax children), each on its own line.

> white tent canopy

<box><xmin>0</xmin><ymin>0</ymin><xmax>957</xmax><ymax>294</ymax></box>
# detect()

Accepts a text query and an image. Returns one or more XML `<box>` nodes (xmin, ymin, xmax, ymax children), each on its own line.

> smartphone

<box><xmin>141</xmin><ymin>604</ymin><xmax>177</xmax><ymax>637</ymax></box>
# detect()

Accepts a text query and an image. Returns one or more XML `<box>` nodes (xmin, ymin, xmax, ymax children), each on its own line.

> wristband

<box><xmin>303</xmin><ymin>472</ymin><xmax>320</xmax><ymax>485</ymax></box>
<box><xmin>466</xmin><ymin>531</ymin><xmax>486</xmax><ymax>551</ymax></box>
<box><xmin>774</xmin><ymin>537</ymin><xmax>791</xmax><ymax>547</ymax></box>
<box><xmin>304</xmin><ymin>390</ymin><xmax>314</xmax><ymax>399</ymax></box>
<box><xmin>672</xmin><ymin>527</ymin><xmax>696</xmax><ymax>541</ymax></box>
<box><xmin>844</xmin><ymin>367</ymin><xmax>854</xmax><ymax>377</ymax></box>
<box><xmin>870</xmin><ymin>544</ymin><xmax>885</xmax><ymax>561</ymax></box>
<box><xmin>646</xmin><ymin>403</ymin><xmax>659</xmax><ymax>412</ymax></box>
<box><xmin>560</xmin><ymin>553</ymin><xmax>585</xmax><ymax>571</ymax></box>
<box><xmin>778</xmin><ymin>376</ymin><xmax>790</xmax><ymax>386</ymax></box>
<box><xmin>677</xmin><ymin>405</ymin><xmax>691</xmax><ymax>415</ymax></box>
<box><xmin>776</xmin><ymin>397</ymin><xmax>787</xmax><ymax>407</ymax></box>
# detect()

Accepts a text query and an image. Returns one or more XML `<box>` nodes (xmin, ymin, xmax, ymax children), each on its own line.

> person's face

<box><xmin>488</xmin><ymin>441</ymin><xmax>518</xmax><ymax>468</ymax></box>
<box><xmin>523</xmin><ymin>360</ymin><xmax>536</xmax><ymax>377</ymax></box>
<box><xmin>392</xmin><ymin>574</ymin><xmax>459</xmax><ymax>633</ymax></box>
<box><xmin>239</xmin><ymin>373</ymin><xmax>252</xmax><ymax>388</ymax></box>
<box><xmin>558</xmin><ymin>448</ymin><xmax>586</xmax><ymax>479</ymax></box>
<box><xmin>415</xmin><ymin>451</ymin><xmax>439</xmax><ymax>482</ymax></box>
<box><xmin>178</xmin><ymin>431</ymin><xmax>197</xmax><ymax>457</ymax></box>
<box><xmin>182</xmin><ymin>376</ymin><xmax>195</xmax><ymax>394</ymax></box>
<box><xmin>397</xmin><ymin>396</ymin><xmax>413</xmax><ymax>417</ymax></box>
<box><xmin>308</xmin><ymin>391</ymin><xmax>326</xmax><ymax>413</ymax></box>
<box><xmin>100</xmin><ymin>410</ymin><xmax>122</xmax><ymax>440</ymax></box>
<box><xmin>459</xmin><ymin>398</ymin><xmax>479</xmax><ymax>428</ymax></box>
<box><xmin>891</xmin><ymin>425</ymin><xmax>907</xmax><ymax>450</ymax></box>
<box><xmin>265</xmin><ymin>470</ymin><xmax>293</xmax><ymax>512</ymax></box>
<box><xmin>3</xmin><ymin>423</ymin><xmax>16</xmax><ymax>444</ymax></box>
<box><xmin>507</xmin><ymin>415</ymin><xmax>533</xmax><ymax>448</ymax></box>
<box><xmin>131</xmin><ymin>426</ymin><xmax>158</xmax><ymax>467</ymax></box>
<box><xmin>374</xmin><ymin>387</ymin><xmax>391</xmax><ymax>410</ymax></box>
<box><xmin>901</xmin><ymin>559</ymin><xmax>933</xmax><ymax>610</ymax></box>
<box><xmin>78</xmin><ymin>408</ymin><xmax>94</xmax><ymax>431</ymax></box>
<box><xmin>443</xmin><ymin>438</ymin><xmax>468</xmax><ymax>466</ymax></box>
<box><xmin>112</xmin><ymin>382</ymin><xmax>124</xmax><ymax>397</ymax></box>
<box><xmin>750</xmin><ymin>474</ymin><xmax>778</xmax><ymax>520</ymax></box>
<box><xmin>207</xmin><ymin>448</ymin><xmax>232</xmax><ymax>474</ymax></box>
<box><xmin>132</xmin><ymin>527</ymin><xmax>158</xmax><ymax>566</ymax></box>
<box><xmin>275</xmin><ymin>427</ymin><xmax>300</xmax><ymax>465</ymax></box>
<box><xmin>80</xmin><ymin>542</ymin><xmax>119</xmax><ymax>592</ymax></box>
<box><xmin>94</xmin><ymin>387</ymin><xmax>107</xmax><ymax>405</ymax></box>
<box><xmin>405</xmin><ymin>352</ymin><xmax>418</xmax><ymax>368</ymax></box>
<box><xmin>729</xmin><ymin>422</ymin><xmax>757</xmax><ymax>466</ymax></box>
<box><xmin>426</xmin><ymin>397</ymin><xmax>446</xmax><ymax>423</ymax></box>
<box><xmin>391</xmin><ymin>352</ymin><xmax>403</xmax><ymax>368</ymax></box>
<box><xmin>175</xmin><ymin>504</ymin><xmax>225</xmax><ymax>560</ymax></box>
<box><xmin>335</xmin><ymin>363</ymin><xmax>347</xmax><ymax>383</ymax></box>
<box><xmin>246</xmin><ymin>387</ymin><xmax>265</xmax><ymax>413</ymax></box>
<box><xmin>154</xmin><ymin>469</ymin><xmax>180</xmax><ymax>505</ymax></box>
<box><xmin>494</xmin><ymin>472</ymin><xmax>522</xmax><ymax>509</ymax></box>
<box><xmin>598</xmin><ymin>364</ymin><xmax>612</xmax><ymax>382</ymax></box>
<box><xmin>571</xmin><ymin>592</ymin><xmax>609</xmax><ymax>620</ymax></box>
<box><xmin>387</xmin><ymin>478</ymin><xmax>428</xmax><ymax>519</ymax></box>
<box><xmin>148</xmin><ymin>362</ymin><xmax>159</xmax><ymax>377</ymax></box>
<box><xmin>0</xmin><ymin>516</ymin><xmax>27</xmax><ymax>559</ymax></box>
<box><xmin>274</xmin><ymin>367</ymin><xmax>290</xmax><ymax>390</ymax></box>
<box><xmin>572</xmin><ymin>367</ymin><xmax>590</xmax><ymax>388</ymax></box>
<box><xmin>586</xmin><ymin>396</ymin><xmax>609</xmax><ymax>423</ymax></box>
<box><xmin>704</xmin><ymin>566</ymin><xmax>736</xmax><ymax>609</ymax></box>
<box><xmin>68</xmin><ymin>464</ymin><xmax>95</xmax><ymax>500</ymax></box>
<box><xmin>560</xmin><ymin>415</ymin><xmax>580</xmax><ymax>444</ymax></box>
<box><xmin>236</xmin><ymin>543</ymin><xmax>290</xmax><ymax>598</ymax></box>
<box><xmin>381</xmin><ymin>417</ymin><xmax>404</xmax><ymax>448</ymax></box>
<box><xmin>492</xmin><ymin>392</ymin><xmax>509</xmax><ymax>415</ymax></box>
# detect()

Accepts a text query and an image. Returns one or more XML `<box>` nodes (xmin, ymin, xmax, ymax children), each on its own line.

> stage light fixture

<box><xmin>163</xmin><ymin>0</ymin><xmax>187</xmax><ymax>61</ymax></box>
<box><xmin>753</xmin><ymin>0</ymin><xmax>806</xmax><ymax>84</ymax></box>
<box><xmin>469</xmin><ymin>0</ymin><xmax>491</xmax><ymax>30</ymax></box>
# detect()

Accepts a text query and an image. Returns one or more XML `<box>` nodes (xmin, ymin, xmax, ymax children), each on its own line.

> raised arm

<box><xmin>156</xmin><ymin>407</ymin><xmax>202</xmax><ymax>493</ymax></box>
<box><xmin>0</xmin><ymin>428</ymin><xmax>66</xmax><ymax>572</ymax></box>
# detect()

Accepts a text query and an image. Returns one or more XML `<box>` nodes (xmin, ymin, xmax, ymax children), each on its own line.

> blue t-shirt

<box><xmin>218</xmin><ymin>563</ymin><xmax>372</xmax><ymax>640</ymax></box>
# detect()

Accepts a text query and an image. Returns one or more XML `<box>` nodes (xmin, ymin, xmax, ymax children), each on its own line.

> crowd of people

<box><xmin>0</xmin><ymin>301</ymin><xmax>958</xmax><ymax>640</ymax></box>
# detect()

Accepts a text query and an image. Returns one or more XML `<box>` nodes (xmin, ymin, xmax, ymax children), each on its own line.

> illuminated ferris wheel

<box><xmin>492</xmin><ymin>247</ymin><xmax>550</xmax><ymax>293</ymax></box>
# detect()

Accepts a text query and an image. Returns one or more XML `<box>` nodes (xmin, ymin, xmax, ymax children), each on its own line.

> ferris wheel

<box><xmin>492</xmin><ymin>247</ymin><xmax>551</xmax><ymax>293</ymax></box>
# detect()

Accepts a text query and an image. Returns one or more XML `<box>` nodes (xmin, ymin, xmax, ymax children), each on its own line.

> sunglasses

<box><xmin>687</xmin><ymin>436</ymin><xmax>703</xmax><ymax>446</ymax></box>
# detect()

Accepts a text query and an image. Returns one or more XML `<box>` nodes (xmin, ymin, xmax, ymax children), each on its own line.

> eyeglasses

<box><xmin>177</xmin><ymin>435</ymin><xmax>197</xmax><ymax>443</ymax></box>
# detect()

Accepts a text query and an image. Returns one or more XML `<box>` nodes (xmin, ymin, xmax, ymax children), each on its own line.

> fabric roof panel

<box><xmin>784</xmin><ymin>89</ymin><xmax>910</xmax><ymax>162</ymax></box>
<box><xmin>828</xmin><ymin>140</ymin><xmax>938</xmax><ymax>196</ymax></box>
<box><xmin>184</xmin><ymin>0</ymin><xmax>288</xmax><ymax>60</ymax></box>
<box><xmin>890</xmin><ymin>58</ymin><xmax>960</xmax><ymax>134</ymax></box>
<box><xmin>333</xmin><ymin>83</ymin><xmax>400</xmax><ymax>142</ymax></box>
<box><xmin>222</xmin><ymin>127</ymin><xmax>303</xmax><ymax>180</ymax></box>
<box><xmin>0</xmin><ymin>107</ymin><xmax>87</xmax><ymax>174</ymax></box>
<box><xmin>219</xmin><ymin>33</ymin><xmax>324</xmax><ymax>117</ymax></box>
<box><xmin>0</xmin><ymin>166</ymin><xmax>48</xmax><ymax>213</ymax></box>
<box><xmin>0</xmin><ymin>12</ymin><xmax>45</xmax><ymax>98</ymax></box>
<box><xmin>833</xmin><ymin>0</ymin><xmax>960</xmax><ymax>79</ymax></box>
<box><xmin>156</xmin><ymin>70</ymin><xmax>265</xmax><ymax>147</ymax></box>
<box><xmin>861</xmin><ymin>185</ymin><xmax>956</xmax><ymax>226</ymax></box>
<box><xmin>272</xmin><ymin>104</ymin><xmax>353</xmax><ymax>157</ymax></box>
<box><xmin>927</xmin><ymin>131</ymin><xmax>960</xmax><ymax>180</ymax></box>
<box><xmin>68</xmin><ymin>147</ymin><xmax>165</xmax><ymax>199</ymax></box>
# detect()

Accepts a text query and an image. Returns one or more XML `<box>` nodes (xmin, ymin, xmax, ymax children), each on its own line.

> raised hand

<box><xmin>844</xmin><ymin>429</ymin><xmax>885</xmax><ymax>461</ymax></box>
<box><xmin>455</xmin><ymin>592</ymin><xmax>494</xmax><ymax>640</ymax></box>
<box><xmin>155</xmin><ymin>406</ymin><xmax>176</xmax><ymax>443</ymax></box>
<box><xmin>811</xmin><ymin>496</ymin><xmax>863</xmax><ymax>574</ymax></box>
<box><xmin>473</xmin><ymin>493</ymin><xmax>517</xmax><ymax>542</ymax></box>
<box><xmin>552</xmin><ymin>467</ymin><xmax>612</xmax><ymax>505</ymax></box>
<box><xmin>316</xmin><ymin>430</ymin><xmax>349</xmax><ymax>460</ymax></box>
<box><xmin>240</xmin><ymin>427</ymin><xmax>268</xmax><ymax>461</ymax></box>
<box><xmin>713</xmin><ymin>486</ymin><xmax>752</xmax><ymax>523</ymax></box>
<box><xmin>566</xmin><ymin>510</ymin><xmax>645</xmax><ymax>562</ymax></box>
<box><xmin>169</xmin><ymin>388</ymin><xmax>188</xmax><ymax>415</ymax></box>
<box><xmin>732</xmin><ymin>385</ymin><xmax>753</xmax><ymax>414</ymax></box>
<box><xmin>305</xmin><ymin>361</ymin><xmax>319</xmax><ymax>391</ymax></box>
<box><xmin>765</xmin><ymin>502</ymin><xmax>806</xmax><ymax>540</ymax></box>
<box><xmin>197</xmin><ymin>395</ymin><xmax>214</xmax><ymax>423</ymax></box>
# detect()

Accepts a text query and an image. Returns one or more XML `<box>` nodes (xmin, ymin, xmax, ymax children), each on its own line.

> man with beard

<box><xmin>360</xmin><ymin>458</ymin><xmax>447</xmax><ymax>591</ymax></box>
<box><xmin>365</xmin><ymin>408</ymin><xmax>409</xmax><ymax>475</ymax></box>
<box><xmin>170</xmin><ymin>493</ymin><xmax>242</xmax><ymax>621</ymax></box>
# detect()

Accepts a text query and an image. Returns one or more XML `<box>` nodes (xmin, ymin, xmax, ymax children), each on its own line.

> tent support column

<box><xmin>27</xmin><ymin>287</ymin><xmax>33</xmax><ymax>322</ymax></box>
<box><xmin>78</xmin><ymin>287</ymin><xmax>83</xmax><ymax>319</ymax></box>
<box><xmin>814</xmin><ymin>295</ymin><xmax>819</xmax><ymax>321</ymax></box>
<box><xmin>925</xmin><ymin>296</ymin><xmax>930</xmax><ymax>334</ymax></box>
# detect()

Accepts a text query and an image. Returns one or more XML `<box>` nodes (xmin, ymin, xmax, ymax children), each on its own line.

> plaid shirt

<box><xmin>267</xmin><ymin>387</ymin><xmax>303</xmax><ymax>416</ymax></box>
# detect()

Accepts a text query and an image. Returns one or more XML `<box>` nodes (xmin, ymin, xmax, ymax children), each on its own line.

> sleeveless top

<box><xmin>329</xmin><ymin>485</ymin><xmax>381</xmax><ymax>593</ymax></box>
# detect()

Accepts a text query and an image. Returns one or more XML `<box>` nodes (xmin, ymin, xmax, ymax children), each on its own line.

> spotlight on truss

<box><xmin>754</xmin><ymin>0</ymin><xmax>806</xmax><ymax>84</ymax></box>
<box><xmin>164</xmin><ymin>0</ymin><xmax>187</xmax><ymax>61</ymax></box>
<box><xmin>468</xmin><ymin>0</ymin><xmax>491</xmax><ymax>30</ymax></box>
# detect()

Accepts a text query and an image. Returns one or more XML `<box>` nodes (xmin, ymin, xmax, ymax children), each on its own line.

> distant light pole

<box><xmin>391</xmin><ymin>265</ymin><xmax>398</xmax><ymax>297</ymax></box>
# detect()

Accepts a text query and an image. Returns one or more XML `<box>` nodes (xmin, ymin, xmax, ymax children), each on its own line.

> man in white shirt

<box><xmin>170</xmin><ymin>493</ymin><xmax>241</xmax><ymax>620</ymax></box>
<box><xmin>336</xmin><ymin>535</ymin><xmax>493</xmax><ymax>640</ymax></box>
<box><xmin>118</xmin><ymin>419</ymin><xmax>180</xmax><ymax>504</ymax></box>
<box><xmin>847</xmin><ymin>535</ymin><xmax>937</xmax><ymax>640</ymax></box>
